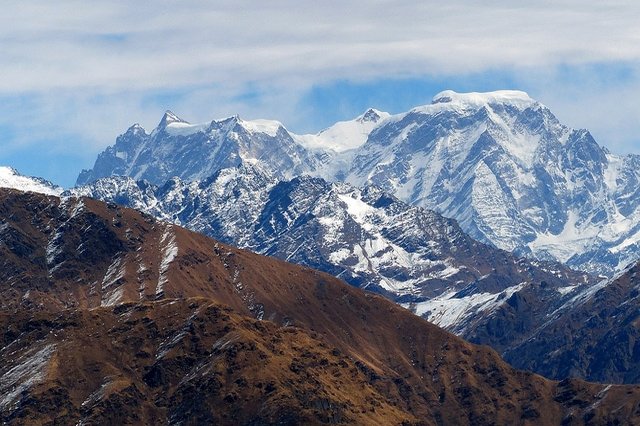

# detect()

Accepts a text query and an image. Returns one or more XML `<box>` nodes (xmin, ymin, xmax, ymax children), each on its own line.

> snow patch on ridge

<box><xmin>157</xmin><ymin>224</ymin><xmax>178</xmax><ymax>295</ymax></box>
<box><xmin>101</xmin><ymin>256</ymin><xmax>126</xmax><ymax>306</ymax></box>
<box><xmin>528</xmin><ymin>211</ymin><xmax>598</xmax><ymax>263</ymax></box>
<box><xmin>409</xmin><ymin>282</ymin><xmax>527</xmax><ymax>331</ymax></box>
<box><xmin>338</xmin><ymin>193</ymin><xmax>375</xmax><ymax>222</ymax></box>
<box><xmin>102</xmin><ymin>257</ymin><xmax>126</xmax><ymax>290</ymax></box>
<box><xmin>239</xmin><ymin>118</ymin><xmax>283</xmax><ymax>137</ymax></box>
<box><xmin>0</xmin><ymin>166</ymin><xmax>62</xmax><ymax>196</ymax></box>
<box><xmin>165</xmin><ymin>121</ymin><xmax>210</xmax><ymax>136</ymax></box>
<box><xmin>46</xmin><ymin>198</ymin><xmax>88</xmax><ymax>275</ymax></box>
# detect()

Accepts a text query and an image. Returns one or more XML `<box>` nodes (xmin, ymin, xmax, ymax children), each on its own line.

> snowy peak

<box><xmin>297</xmin><ymin>108</ymin><xmax>390</xmax><ymax>153</ymax></box>
<box><xmin>342</xmin><ymin>90</ymin><xmax>640</xmax><ymax>276</ymax></box>
<box><xmin>0</xmin><ymin>166</ymin><xmax>62</xmax><ymax>196</ymax></box>
<box><xmin>125</xmin><ymin>123</ymin><xmax>148</xmax><ymax>137</ymax></box>
<box><xmin>237</xmin><ymin>118</ymin><xmax>284</xmax><ymax>137</ymax></box>
<box><xmin>158</xmin><ymin>110</ymin><xmax>188</xmax><ymax>128</ymax></box>
<box><xmin>431</xmin><ymin>90</ymin><xmax>537</xmax><ymax>109</ymax></box>
<box><xmin>156</xmin><ymin>111</ymin><xmax>286</xmax><ymax>138</ymax></box>
<box><xmin>357</xmin><ymin>108</ymin><xmax>388</xmax><ymax>123</ymax></box>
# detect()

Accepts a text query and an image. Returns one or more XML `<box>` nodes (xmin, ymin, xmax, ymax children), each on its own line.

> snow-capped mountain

<box><xmin>76</xmin><ymin>111</ymin><xmax>322</xmax><ymax>185</ymax></box>
<box><xmin>76</xmin><ymin>107</ymin><xmax>392</xmax><ymax>188</ymax></box>
<box><xmin>338</xmin><ymin>90</ymin><xmax>640</xmax><ymax>276</ymax></box>
<box><xmin>71</xmin><ymin>167</ymin><xmax>593</xmax><ymax>340</ymax></box>
<box><xmin>0</xmin><ymin>166</ymin><xmax>62</xmax><ymax>196</ymax></box>
<box><xmin>77</xmin><ymin>93</ymin><xmax>640</xmax><ymax>276</ymax></box>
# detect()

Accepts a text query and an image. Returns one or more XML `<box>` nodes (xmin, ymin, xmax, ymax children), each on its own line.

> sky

<box><xmin>1</xmin><ymin>1</ymin><xmax>640</xmax><ymax>187</ymax></box>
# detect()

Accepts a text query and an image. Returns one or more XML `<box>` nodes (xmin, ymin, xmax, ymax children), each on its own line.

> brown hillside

<box><xmin>2</xmin><ymin>188</ymin><xmax>640</xmax><ymax>425</ymax></box>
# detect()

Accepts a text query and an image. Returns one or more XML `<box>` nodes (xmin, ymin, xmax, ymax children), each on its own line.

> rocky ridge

<box><xmin>503</xmin><ymin>260</ymin><xmax>640</xmax><ymax>384</ymax></box>
<box><xmin>70</xmin><ymin>167</ymin><xmax>594</xmax><ymax>343</ymax></box>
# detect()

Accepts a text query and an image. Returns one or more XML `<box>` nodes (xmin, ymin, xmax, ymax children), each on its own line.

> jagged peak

<box><xmin>158</xmin><ymin>110</ymin><xmax>188</xmax><ymax>128</ymax></box>
<box><xmin>124</xmin><ymin>123</ymin><xmax>148</xmax><ymax>136</ymax></box>
<box><xmin>211</xmin><ymin>114</ymin><xmax>241</xmax><ymax>125</ymax></box>
<box><xmin>357</xmin><ymin>108</ymin><xmax>390</xmax><ymax>123</ymax></box>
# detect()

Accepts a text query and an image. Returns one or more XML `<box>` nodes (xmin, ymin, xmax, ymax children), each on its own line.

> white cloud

<box><xmin>0</xmin><ymin>0</ymin><xmax>639</xmax><ymax>186</ymax></box>
<box><xmin>2</xmin><ymin>1</ymin><xmax>640</xmax><ymax>92</ymax></box>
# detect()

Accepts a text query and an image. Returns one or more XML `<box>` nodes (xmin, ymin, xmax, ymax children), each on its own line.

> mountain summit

<box><xmin>431</xmin><ymin>89</ymin><xmax>536</xmax><ymax>107</ymax></box>
<box><xmin>77</xmin><ymin>91</ymin><xmax>640</xmax><ymax>276</ymax></box>
<box><xmin>157</xmin><ymin>110</ymin><xmax>188</xmax><ymax>128</ymax></box>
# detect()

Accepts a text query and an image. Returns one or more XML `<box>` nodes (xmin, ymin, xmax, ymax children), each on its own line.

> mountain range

<box><xmin>70</xmin><ymin>166</ymin><xmax>595</xmax><ymax>351</ymax></box>
<box><xmin>61</xmin><ymin>90</ymin><xmax>640</xmax><ymax>382</ymax></box>
<box><xmin>4</xmin><ymin>89</ymin><xmax>640</xmax><ymax>422</ymax></box>
<box><xmin>77</xmin><ymin>91</ymin><xmax>640</xmax><ymax>277</ymax></box>
<box><xmin>71</xmin><ymin>160</ymin><xmax>640</xmax><ymax>385</ymax></box>
<box><xmin>3</xmin><ymin>187</ymin><xmax>640</xmax><ymax>424</ymax></box>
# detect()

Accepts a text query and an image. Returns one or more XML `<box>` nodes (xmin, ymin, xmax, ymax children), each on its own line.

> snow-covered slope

<box><xmin>0</xmin><ymin>166</ymin><xmax>62</xmax><ymax>196</ymax></box>
<box><xmin>337</xmin><ymin>91</ymin><xmax>640</xmax><ymax>276</ymax></box>
<box><xmin>76</xmin><ymin>111</ymin><xmax>322</xmax><ymax>186</ymax></box>
<box><xmin>295</xmin><ymin>108</ymin><xmax>390</xmax><ymax>152</ymax></box>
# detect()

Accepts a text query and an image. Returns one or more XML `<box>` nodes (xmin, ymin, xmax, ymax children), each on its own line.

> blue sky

<box><xmin>1</xmin><ymin>1</ymin><xmax>640</xmax><ymax>187</ymax></box>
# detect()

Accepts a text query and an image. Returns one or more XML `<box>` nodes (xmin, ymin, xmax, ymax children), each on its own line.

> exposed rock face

<box><xmin>3</xmin><ymin>187</ymin><xmax>640</xmax><ymax>424</ymax></box>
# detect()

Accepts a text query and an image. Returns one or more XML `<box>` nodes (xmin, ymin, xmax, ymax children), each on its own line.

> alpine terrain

<box><xmin>0</xmin><ymin>166</ymin><xmax>62</xmax><ymax>197</ymax></box>
<box><xmin>78</xmin><ymin>91</ymin><xmax>640</xmax><ymax>277</ymax></box>
<box><xmin>338</xmin><ymin>90</ymin><xmax>640</xmax><ymax>278</ymax></box>
<box><xmin>71</xmin><ymin>167</ymin><xmax>594</xmax><ymax>348</ymax></box>
<box><xmin>2</xmin><ymin>187</ymin><xmax>640</xmax><ymax>424</ymax></box>
<box><xmin>69</xmin><ymin>90</ymin><xmax>640</xmax><ymax>384</ymax></box>
<box><xmin>504</xmin><ymin>260</ymin><xmax>640</xmax><ymax>384</ymax></box>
